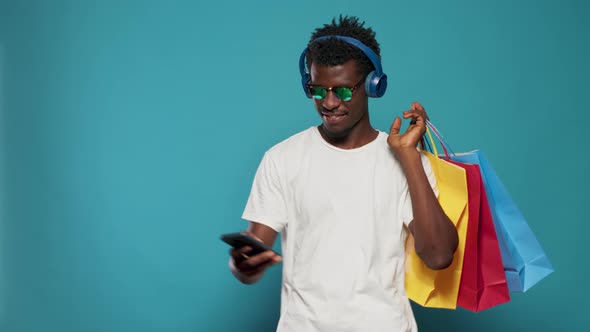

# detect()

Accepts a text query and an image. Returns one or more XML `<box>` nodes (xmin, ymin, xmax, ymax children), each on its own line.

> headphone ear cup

<box><xmin>364</xmin><ymin>72</ymin><xmax>387</xmax><ymax>98</ymax></box>
<box><xmin>364</xmin><ymin>71</ymin><xmax>378</xmax><ymax>98</ymax></box>
<box><xmin>301</xmin><ymin>73</ymin><xmax>312</xmax><ymax>98</ymax></box>
<box><xmin>374</xmin><ymin>74</ymin><xmax>387</xmax><ymax>98</ymax></box>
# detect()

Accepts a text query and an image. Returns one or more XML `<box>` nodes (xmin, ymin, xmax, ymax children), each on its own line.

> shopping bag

<box><xmin>427</xmin><ymin>121</ymin><xmax>554</xmax><ymax>292</ymax></box>
<box><xmin>447</xmin><ymin>161</ymin><xmax>510</xmax><ymax>311</ymax></box>
<box><xmin>404</xmin><ymin>127</ymin><xmax>469</xmax><ymax>309</ymax></box>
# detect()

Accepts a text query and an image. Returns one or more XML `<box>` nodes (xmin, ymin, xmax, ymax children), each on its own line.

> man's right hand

<box><xmin>228</xmin><ymin>230</ymin><xmax>282</xmax><ymax>284</ymax></box>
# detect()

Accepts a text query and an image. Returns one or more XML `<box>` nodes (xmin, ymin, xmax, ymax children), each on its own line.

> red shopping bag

<box><xmin>450</xmin><ymin>161</ymin><xmax>511</xmax><ymax>312</ymax></box>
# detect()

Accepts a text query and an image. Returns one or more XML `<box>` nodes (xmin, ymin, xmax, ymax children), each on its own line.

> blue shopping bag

<box><xmin>425</xmin><ymin>121</ymin><xmax>554</xmax><ymax>292</ymax></box>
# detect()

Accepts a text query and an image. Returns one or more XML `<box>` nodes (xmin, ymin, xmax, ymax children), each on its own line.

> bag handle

<box><xmin>424</xmin><ymin>125</ymin><xmax>440</xmax><ymax>157</ymax></box>
<box><xmin>424</xmin><ymin>123</ymin><xmax>452</xmax><ymax>160</ymax></box>
<box><xmin>425</xmin><ymin>120</ymin><xmax>456</xmax><ymax>157</ymax></box>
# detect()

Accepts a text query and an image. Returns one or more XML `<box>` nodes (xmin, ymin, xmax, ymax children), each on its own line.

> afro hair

<box><xmin>306</xmin><ymin>15</ymin><xmax>381</xmax><ymax>77</ymax></box>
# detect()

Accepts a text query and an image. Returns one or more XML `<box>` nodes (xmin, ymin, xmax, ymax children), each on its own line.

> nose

<box><xmin>322</xmin><ymin>90</ymin><xmax>342</xmax><ymax>110</ymax></box>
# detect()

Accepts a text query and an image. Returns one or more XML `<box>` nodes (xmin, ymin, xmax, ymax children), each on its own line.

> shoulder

<box><xmin>256</xmin><ymin>127</ymin><xmax>319</xmax><ymax>180</ymax></box>
<box><xmin>265</xmin><ymin>126</ymin><xmax>318</xmax><ymax>159</ymax></box>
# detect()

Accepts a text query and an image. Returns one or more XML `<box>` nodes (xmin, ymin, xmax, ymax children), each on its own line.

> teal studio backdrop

<box><xmin>0</xmin><ymin>0</ymin><xmax>588</xmax><ymax>331</ymax></box>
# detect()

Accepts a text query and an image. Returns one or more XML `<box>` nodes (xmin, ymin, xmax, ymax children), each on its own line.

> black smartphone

<box><xmin>220</xmin><ymin>232</ymin><xmax>277</xmax><ymax>256</ymax></box>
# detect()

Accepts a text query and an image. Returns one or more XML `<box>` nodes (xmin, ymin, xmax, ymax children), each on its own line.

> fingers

<box><xmin>389</xmin><ymin>116</ymin><xmax>402</xmax><ymax>135</ymax></box>
<box><xmin>230</xmin><ymin>246</ymin><xmax>253</xmax><ymax>261</ymax></box>
<box><xmin>410</xmin><ymin>101</ymin><xmax>424</xmax><ymax>111</ymax></box>
<box><xmin>239</xmin><ymin>250</ymin><xmax>281</xmax><ymax>268</ymax></box>
<box><xmin>402</xmin><ymin>102</ymin><xmax>427</xmax><ymax>139</ymax></box>
<box><xmin>406</xmin><ymin>101</ymin><xmax>429</xmax><ymax>121</ymax></box>
<box><xmin>238</xmin><ymin>252</ymin><xmax>282</xmax><ymax>276</ymax></box>
<box><xmin>230</xmin><ymin>248</ymin><xmax>282</xmax><ymax>276</ymax></box>
<box><xmin>240</xmin><ymin>256</ymin><xmax>281</xmax><ymax>276</ymax></box>
<box><xmin>403</xmin><ymin>110</ymin><xmax>426</xmax><ymax>127</ymax></box>
<box><xmin>389</xmin><ymin>102</ymin><xmax>430</xmax><ymax>151</ymax></box>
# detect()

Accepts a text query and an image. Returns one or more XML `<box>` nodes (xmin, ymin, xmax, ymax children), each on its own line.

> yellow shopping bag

<box><xmin>404</xmin><ymin>127</ymin><xmax>469</xmax><ymax>309</ymax></box>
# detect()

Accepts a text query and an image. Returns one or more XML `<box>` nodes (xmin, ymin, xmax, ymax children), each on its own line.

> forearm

<box><xmin>399</xmin><ymin>150</ymin><xmax>458</xmax><ymax>270</ymax></box>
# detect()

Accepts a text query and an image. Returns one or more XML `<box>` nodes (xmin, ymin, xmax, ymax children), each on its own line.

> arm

<box><xmin>388</xmin><ymin>102</ymin><xmax>458</xmax><ymax>270</ymax></box>
<box><xmin>229</xmin><ymin>222</ymin><xmax>281</xmax><ymax>284</ymax></box>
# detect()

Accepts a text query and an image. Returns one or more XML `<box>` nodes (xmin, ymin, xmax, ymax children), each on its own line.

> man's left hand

<box><xmin>387</xmin><ymin>101</ymin><xmax>430</xmax><ymax>157</ymax></box>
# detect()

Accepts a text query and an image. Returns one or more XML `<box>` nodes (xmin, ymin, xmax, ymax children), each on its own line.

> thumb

<box><xmin>389</xmin><ymin>117</ymin><xmax>402</xmax><ymax>135</ymax></box>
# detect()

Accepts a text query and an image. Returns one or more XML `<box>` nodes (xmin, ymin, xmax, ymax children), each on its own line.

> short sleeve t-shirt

<box><xmin>242</xmin><ymin>127</ymin><xmax>437</xmax><ymax>332</ymax></box>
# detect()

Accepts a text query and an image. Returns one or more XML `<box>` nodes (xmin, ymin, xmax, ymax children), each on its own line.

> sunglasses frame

<box><xmin>305</xmin><ymin>77</ymin><xmax>365</xmax><ymax>102</ymax></box>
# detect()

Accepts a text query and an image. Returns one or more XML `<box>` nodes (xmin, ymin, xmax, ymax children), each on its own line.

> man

<box><xmin>228</xmin><ymin>15</ymin><xmax>458</xmax><ymax>332</ymax></box>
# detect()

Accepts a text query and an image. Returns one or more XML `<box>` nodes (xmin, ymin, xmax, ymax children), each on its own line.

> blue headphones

<box><xmin>298</xmin><ymin>35</ymin><xmax>388</xmax><ymax>98</ymax></box>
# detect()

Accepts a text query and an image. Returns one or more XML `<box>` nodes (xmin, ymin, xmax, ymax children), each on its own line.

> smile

<box><xmin>321</xmin><ymin>112</ymin><xmax>347</xmax><ymax>124</ymax></box>
<box><xmin>321</xmin><ymin>111</ymin><xmax>347</xmax><ymax>117</ymax></box>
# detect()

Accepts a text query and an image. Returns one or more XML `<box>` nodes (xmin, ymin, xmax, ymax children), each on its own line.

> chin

<box><xmin>321</xmin><ymin>123</ymin><xmax>351</xmax><ymax>138</ymax></box>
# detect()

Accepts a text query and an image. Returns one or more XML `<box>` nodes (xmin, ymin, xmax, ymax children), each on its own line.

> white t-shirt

<box><xmin>242</xmin><ymin>126</ymin><xmax>437</xmax><ymax>332</ymax></box>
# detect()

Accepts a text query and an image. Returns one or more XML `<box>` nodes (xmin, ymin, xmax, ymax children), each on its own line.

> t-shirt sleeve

<box><xmin>241</xmin><ymin>151</ymin><xmax>288</xmax><ymax>233</ymax></box>
<box><xmin>400</xmin><ymin>152</ymin><xmax>439</xmax><ymax>227</ymax></box>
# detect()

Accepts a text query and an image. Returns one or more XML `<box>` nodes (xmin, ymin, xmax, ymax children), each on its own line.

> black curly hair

<box><xmin>306</xmin><ymin>15</ymin><xmax>381</xmax><ymax>78</ymax></box>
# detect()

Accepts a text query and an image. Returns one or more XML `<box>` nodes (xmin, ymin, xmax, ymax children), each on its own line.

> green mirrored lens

<box><xmin>334</xmin><ymin>87</ymin><xmax>353</xmax><ymax>101</ymax></box>
<box><xmin>311</xmin><ymin>87</ymin><xmax>327</xmax><ymax>99</ymax></box>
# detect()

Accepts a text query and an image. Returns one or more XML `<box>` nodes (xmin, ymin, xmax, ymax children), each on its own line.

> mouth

<box><xmin>321</xmin><ymin>111</ymin><xmax>348</xmax><ymax>124</ymax></box>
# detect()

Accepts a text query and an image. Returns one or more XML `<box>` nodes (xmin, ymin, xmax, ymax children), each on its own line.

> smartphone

<box><xmin>220</xmin><ymin>232</ymin><xmax>277</xmax><ymax>256</ymax></box>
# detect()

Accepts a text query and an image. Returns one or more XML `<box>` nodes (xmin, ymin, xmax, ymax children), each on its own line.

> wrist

<box><xmin>393</xmin><ymin>148</ymin><xmax>421</xmax><ymax>170</ymax></box>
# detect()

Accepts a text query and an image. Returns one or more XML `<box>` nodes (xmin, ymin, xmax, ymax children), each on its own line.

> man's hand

<box><xmin>229</xmin><ymin>231</ymin><xmax>282</xmax><ymax>284</ymax></box>
<box><xmin>387</xmin><ymin>101</ymin><xmax>430</xmax><ymax>158</ymax></box>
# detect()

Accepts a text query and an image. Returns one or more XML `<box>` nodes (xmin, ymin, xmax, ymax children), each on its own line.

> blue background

<box><xmin>1</xmin><ymin>0</ymin><xmax>587</xmax><ymax>331</ymax></box>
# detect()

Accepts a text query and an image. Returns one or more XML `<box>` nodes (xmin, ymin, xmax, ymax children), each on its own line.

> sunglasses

<box><xmin>305</xmin><ymin>77</ymin><xmax>365</xmax><ymax>102</ymax></box>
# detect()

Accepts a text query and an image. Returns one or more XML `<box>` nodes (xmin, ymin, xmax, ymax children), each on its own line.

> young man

<box><xmin>228</xmin><ymin>16</ymin><xmax>458</xmax><ymax>332</ymax></box>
